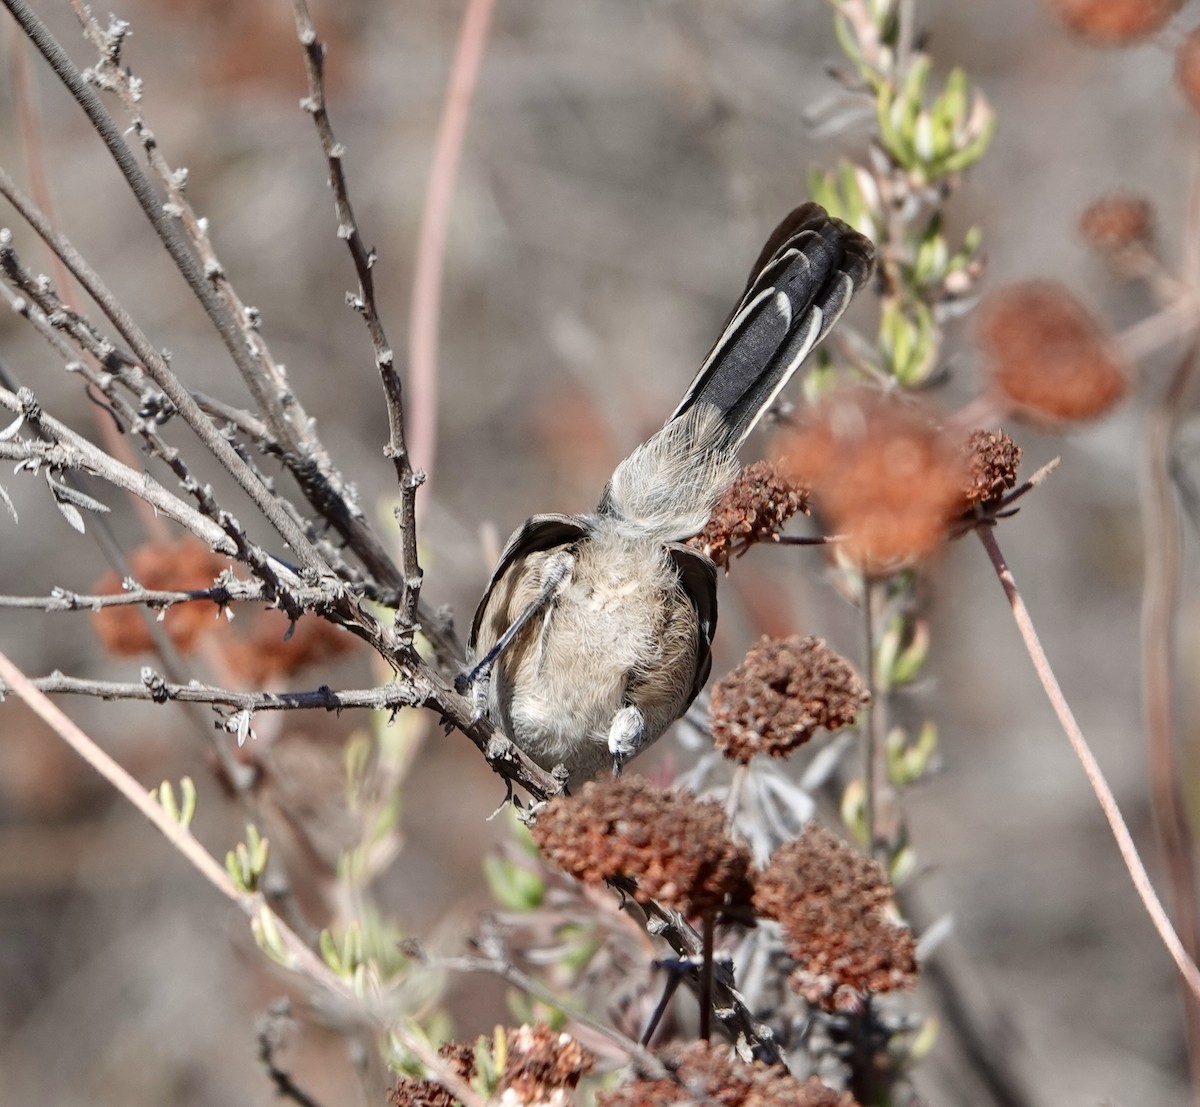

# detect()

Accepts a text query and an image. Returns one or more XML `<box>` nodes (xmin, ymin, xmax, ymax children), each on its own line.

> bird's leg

<box><xmin>455</xmin><ymin>552</ymin><xmax>575</xmax><ymax>721</ymax></box>
<box><xmin>608</xmin><ymin>704</ymin><xmax>646</xmax><ymax>776</ymax></box>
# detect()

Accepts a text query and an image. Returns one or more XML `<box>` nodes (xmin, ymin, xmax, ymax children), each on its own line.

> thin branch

<box><xmin>976</xmin><ymin>523</ymin><xmax>1200</xmax><ymax>1002</ymax></box>
<box><xmin>8</xmin><ymin>671</ymin><xmax>423</xmax><ymax>714</ymax></box>
<box><xmin>7</xmin><ymin>26</ymin><xmax>164</xmax><ymax>536</ymax></box>
<box><xmin>0</xmin><ymin>393</ymin><xmax>238</xmax><ymax>555</ymax></box>
<box><xmin>0</xmin><ymin>578</ymin><xmax>328</xmax><ymax>614</ymax></box>
<box><xmin>607</xmin><ymin>874</ymin><xmax>782</xmax><ymax>1063</ymax></box>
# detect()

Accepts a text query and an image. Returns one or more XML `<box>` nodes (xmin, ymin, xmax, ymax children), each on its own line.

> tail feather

<box><xmin>669</xmin><ymin>203</ymin><xmax>875</xmax><ymax>447</ymax></box>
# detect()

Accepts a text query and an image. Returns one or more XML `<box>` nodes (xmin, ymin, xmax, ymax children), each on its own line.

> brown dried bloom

<box><xmin>598</xmin><ymin>1040</ymin><xmax>860</xmax><ymax>1107</ymax></box>
<box><xmin>960</xmin><ymin>430</ymin><xmax>1022</xmax><ymax>510</ymax></box>
<box><xmin>1079</xmin><ymin>194</ymin><xmax>1154</xmax><ymax>252</ymax></box>
<box><xmin>755</xmin><ymin>823</ymin><xmax>918</xmax><ymax>1010</ymax></box>
<box><xmin>978</xmin><ymin>281</ymin><xmax>1128</xmax><ymax>424</ymax></box>
<box><xmin>531</xmin><ymin>777</ymin><xmax>753</xmax><ymax>917</ymax></box>
<box><xmin>1177</xmin><ymin>27</ymin><xmax>1200</xmax><ymax>114</ymax></box>
<box><xmin>1047</xmin><ymin>0</ymin><xmax>1182</xmax><ymax>43</ymax></box>
<box><xmin>220</xmin><ymin>608</ymin><xmax>358</xmax><ymax>684</ymax></box>
<box><xmin>389</xmin><ymin>1026</ymin><xmax>593</xmax><ymax>1107</ymax></box>
<box><xmin>689</xmin><ymin>461</ymin><xmax>809</xmax><ymax>569</ymax></box>
<box><xmin>91</xmin><ymin>537</ymin><xmax>231</xmax><ymax>656</ymax></box>
<box><xmin>711</xmin><ymin>635</ymin><xmax>867</xmax><ymax>764</ymax></box>
<box><xmin>779</xmin><ymin>390</ymin><xmax>964</xmax><ymax>576</ymax></box>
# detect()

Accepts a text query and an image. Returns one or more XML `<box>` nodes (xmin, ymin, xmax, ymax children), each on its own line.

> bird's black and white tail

<box><xmin>601</xmin><ymin>204</ymin><xmax>875</xmax><ymax>537</ymax></box>
<box><xmin>669</xmin><ymin>202</ymin><xmax>875</xmax><ymax>449</ymax></box>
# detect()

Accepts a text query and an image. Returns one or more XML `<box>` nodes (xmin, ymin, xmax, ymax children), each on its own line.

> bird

<box><xmin>458</xmin><ymin>203</ymin><xmax>875</xmax><ymax>789</ymax></box>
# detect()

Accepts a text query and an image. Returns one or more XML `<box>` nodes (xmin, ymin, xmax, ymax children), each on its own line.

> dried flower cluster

<box><xmin>389</xmin><ymin>1026</ymin><xmax>593</xmax><ymax>1107</ymax></box>
<box><xmin>977</xmin><ymin>280</ymin><xmax>1128</xmax><ymax>424</ymax></box>
<box><xmin>91</xmin><ymin>537</ymin><xmax>356</xmax><ymax>680</ymax></box>
<box><xmin>710</xmin><ymin>635</ymin><xmax>867</xmax><ymax>763</ymax></box>
<box><xmin>688</xmin><ymin>461</ymin><xmax>809</xmax><ymax>569</ymax></box>
<box><xmin>530</xmin><ymin>777</ymin><xmax>753</xmax><ymax>917</ymax></box>
<box><xmin>598</xmin><ymin>1040</ymin><xmax>860</xmax><ymax>1107</ymax></box>
<box><xmin>1079</xmin><ymin>193</ymin><xmax>1154</xmax><ymax>254</ymax></box>
<box><xmin>91</xmin><ymin>537</ymin><xmax>230</xmax><ymax>655</ymax></box>
<box><xmin>780</xmin><ymin>390</ymin><xmax>965</xmax><ymax>575</ymax></box>
<box><xmin>1047</xmin><ymin>0</ymin><xmax>1182</xmax><ymax>43</ymax></box>
<box><xmin>755</xmin><ymin>824</ymin><xmax>918</xmax><ymax>1010</ymax></box>
<box><xmin>960</xmin><ymin>430</ymin><xmax>1022</xmax><ymax>510</ymax></box>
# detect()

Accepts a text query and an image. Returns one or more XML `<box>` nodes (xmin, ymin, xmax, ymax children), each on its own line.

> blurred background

<box><xmin>0</xmin><ymin>0</ymin><xmax>1196</xmax><ymax>1104</ymax></box>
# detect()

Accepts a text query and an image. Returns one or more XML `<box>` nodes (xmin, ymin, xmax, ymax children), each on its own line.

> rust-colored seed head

<box><xmin>1048</xmin><ymin>0</ymin><xmax>1182</xmax><ymax>43</ymax></box>
<box><xmin>388</xmin><ymin>1041</ymin><xmax>475</xmax><ymax>1107</ymax></box>
<box><xmin>597</xmin><ymin>1040</ymin><xmax>861</xmax><ymax>1107</ymax></box>
<box><xmin>688</xmin><ymin>460</ymin><xmax>809</xmax><ymax>569</ymax></box>
<box><xmin>779</xmin><ymin>390</ymin><xmax>965</xmax><ymax>576</ymax></box>
<box><xmin>1177</xmin><ymin>27</ymin><xmax>1200</xmax><ymax>113</ymax></box>
<box><xmin>1079</xmin><ymin>194</ymin><xmax>1154</xmax><ymax>252</ymax></box>
<box><xmin>755</xmin><ymin>823</ymin><xmax>918</xmax><ymax>1010</ymax></box>
<box><xmin>530</xmin><ymin>777</ymin><xmax>753</xmax><ymax>917</ymax></box>
<box><xmin>961</xmin><ymin>429</ymin><xmax>1022</xmax><ymax>510</ymax></box>
<box><xmin>978</xmin><ymin>280</ymin><xmax>1129</xmax><ymax>424</ymax></box>
<box><xmin>389</xmin><ymin>1026</ymin><xmax>593</xmax><ymax>1107</ymax></box>
<box><xmin>711</xmin><ymin>635</ymin><xmax>867</xmax><ymax>764</ymax></box>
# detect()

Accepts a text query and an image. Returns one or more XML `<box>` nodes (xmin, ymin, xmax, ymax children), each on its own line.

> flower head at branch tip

<box><xmin>688</xmin><ymin>461</ymin><xmax>809</xmax><ymax>570</ymax></box>
<box><xmin>755</xmin><ymin>823</ymin><xmax>918</xmax><ymax>1011</ymax></box>
<box><xmin>530</xmin><ymin>777</ymin><xmax>753</xmax><ymax>920</ymax></box>
<box><xmin>711</xmin><ymin>635</ymin><xmax>867</xmax><ymax>764</ymax></box>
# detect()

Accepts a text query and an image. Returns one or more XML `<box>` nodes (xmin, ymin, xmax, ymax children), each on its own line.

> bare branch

<box><xmin>0</xmin><ymin>171</ymin><xmax>331</xmax><ymax>577</ymax></box>
<box><xmin>287</xmin><ymin>0</ymin><xmax>424</xmax><ymax>635</ymax></box>
<box><xmin>5</xmin><ymin>670</ymin><xmax>422</xmax><ymax>714</ymax></box>
<box><xmin>0</xmin><ymin>392</ymin><xmax>237</xmax><ymax>553</ymax></box>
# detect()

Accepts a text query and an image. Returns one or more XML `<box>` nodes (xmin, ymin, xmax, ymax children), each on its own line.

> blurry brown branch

<box><xmin>1141</xmin><ymin>337</ymin><xmax>1200</xmax><ymax>1090</ymax></box>
<box><xmin>406</xmin><ymin>0</ymin><xmax>496</xmax><ymax>486</ymax></box>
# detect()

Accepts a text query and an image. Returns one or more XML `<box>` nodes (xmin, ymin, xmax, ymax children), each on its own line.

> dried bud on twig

<box><xmin>978</xmin><ymin>281</ymin><xmax>1129</xmax><ymax>424</ymax></box>
<box><xmin>531</xmin><ymin>777</ymin><xmax>753</xmax><ymax>918</ymax></box>
<box><xmin>961</xmin><ymin>430</ymin><xmax>1022</xmax><ymax>510</ymax></box>
<box><xmin>688</xmin><ymin>461</ymin><xmax>809</xmax><ymax>569</ymax></box>
<box><xmin>711</xmin><ymin>635</ymin><xmax>867</xmax><ymax>764</ymax></box>
<box><xmin>598</xmin><ymin>1040</ymin><xmax>860</xmax><ymax>1107</ymax></box>
<box><xmin>780</xmin><ymin>390</ymin><xmax>964</xmax><ymax>576</ymax></box>
<box><xmin>1047</xmin><ymin>0</ymin><xmax>1182</xmax><ymax>43</ymax></box>
<box><xmin>755</xmin><ymin>824</ymin><xmax>918</xmax><ymax>1010</ymax></box>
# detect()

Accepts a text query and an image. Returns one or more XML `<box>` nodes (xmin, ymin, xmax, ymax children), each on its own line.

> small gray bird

<box><xmin>459</xmin><ymin>204</ymin><xmax>875</xmax><ymax>788</ymax></box>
